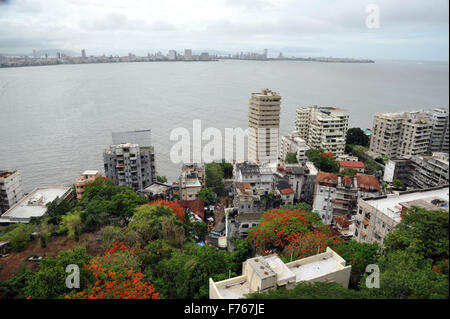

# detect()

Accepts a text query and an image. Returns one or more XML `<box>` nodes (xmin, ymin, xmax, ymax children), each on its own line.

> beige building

<box><xmin>295</xmin><ymin>106</ymin><xmax>349</xmax><ymax>155</ymax></box>
<box><xmin>280</xmin><ymin>131</ymin><xmax>310</xmax><ymax>165</ymax></box>
<box><xmin>209</xmin><ymin>247</ymin><xmax>351</xmax><ymax>299</ymax></box>
<box><xmin>370</xmin><ymin>111</ymin><xmax>432</xmax><ymax>159</ymax></box>
<box><xmin>354</xmin><ymin>186</ymin><xmax>449</xmax><ymax>245</ymax></box>
<box><xmin>179</xmin><ymin>163</ymin><xmax>205</xmax><ymax>200</ymax></box>
<box><xmin>248</xmin><ymin>89</ymin><xmax>281</xmax><ymax>164</ymax></box>
<box><xmin>74</xmin><ymin>170</ymin><xmax>104</xmax><ymax>200</ymax></box>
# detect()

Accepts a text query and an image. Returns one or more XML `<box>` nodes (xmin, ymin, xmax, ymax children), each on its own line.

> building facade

<box><xmin>280</xmin><ymin>131</ymin><xmax>310</xmax><ymax>165</ymax></box>
<box><xmin>295</xmin><ymin>106</ymin><xmax>349</xmax><ymax>155</ymax></box>
<box><xmin>354</xmin><ymin>186</ymin><xmax>449</xmax><ymax>245</ymax></box>
<box><xmin>426</xmin><ymin>108</ymin><xmax>449</xmax><ymax>153</ymax></box>
<box><xmin>179</xmin><ymin>163</ymin><xmax>205</xmax><ymax>200</ymax></box>
<box><xmin>74</xmin><ymin>170</ymin><xmax>104</xmax><ymax>200</ymax></box>
<box><xmin>248</xmin><ymin>89</ymin><xmax>281</xmax><ymax>164</ymax></box>
<box><xmin>313</xmin><ymin>172</ymin><xmax>382</xmax><ymax>225</ymax></box>
<box><xmin>370</xmin><ymin>110</ymin><xmax>435</xmax><ymax>159</ymax></box>
<box><xmin>0</xmin><ymin>170</ymin><xmax>24</xmax><ymax>215</ymax></box>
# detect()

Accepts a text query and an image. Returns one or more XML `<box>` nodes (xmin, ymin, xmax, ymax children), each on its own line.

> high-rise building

<box><xmin>370</xmin><ymin>111</ymin><xmax>432</xmax><ymax>158</ymax></box>
<box><xmin>184</xmin><ymin>49</ymin><xmax>193</xmax><ymax>61</ymax></box>
<box><xmin>295</xmin><ymin>106</ymin><xmax>349</xmax><ymax>155</ymax></box>
<box><xmin>426</xmin><ymin>107</ymin><xmax>449</xmax><ymax>153</ymax></box>
<box><xmin>103</xmin><ymin>130</ymin><xmax>156</xmax><ymax>191</ymax></box>
<box><xmin>0</xmin><ymin>170</ymin><xmax>24</xmax><ymax>215</ymax></box>
<box><xmin>81</xmin><ymin>49</ymin><xmax>86</xmax><ymax>58</ymax></box>
<box><xmin>168</xmin><ymin>50</ymin><xmax>177</xmax><ymax>61</ymax></box>
<box><xmin>248</xmin><ymin>89</ymin><xmax>281</xmax><ymax>164</ymax></box>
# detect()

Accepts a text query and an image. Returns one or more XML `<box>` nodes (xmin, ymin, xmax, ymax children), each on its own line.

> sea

<box><xmin>0</xmin><ymin>59</ymin><xmax>448</xmax><ymax>192</ymax></box>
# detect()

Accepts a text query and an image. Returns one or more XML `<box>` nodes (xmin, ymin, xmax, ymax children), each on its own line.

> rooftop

<box><xmin>0</xmin><ymin>170</ymin><xmax>17</xmax><ymax>179</ymax></box>
<box><xmin>339</xmin><ymin>161</ymin><xmax>366</xmax><ymax>169</ymax></box>
<box><xmin>1</xmin><ymin>186</ymin><xmax>71</xmax><ymax>222</ymax></box>
<box><xmin>364</xmin><ymin>186</ymin><xmax>449</xmax><ymax>223</ymax></box>
<box><xmin>81</xmin><ymin>170</ymin><xmax>101</xmax><ymax>176</ymax></box>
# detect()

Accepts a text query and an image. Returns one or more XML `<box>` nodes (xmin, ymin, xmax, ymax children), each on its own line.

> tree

<box><xmin>205</xmin><ymin>162</ymin><xmax>224</xmax><ymax>189</ymax></box>
<box><xmin>0</xmin><ymin>223</ymin><xmax>32</xmax><ymax>252</ymax></box>
<box><xmin>246</xmin><ymin>281</ymin><xmax>364</xmax><ymax>299</ymax></box>
<box><xmin>361</xmin><ymin>249</ymin><xmax>448</xmax><ymax>299</ymax></box>
<box><xmin>46</xmin><ymin>199</ymin><xmax>74</xmax><ymax>225</ymax></box>
<box><xmin>157</xmin><ymin>176</ymin><xmax>168</xmax><ymax>184</ymax></box>
<box><xmin>24</xmin><ymin>247</ymin><xmax>94</xmax><ymax>299</ymax></box>
<box><xmin>285</xmin><ymin>152</ymin><xmax>298</xmax><ymax>164</ymax></box>
<box><xmin>306</xmin><ymin>149</ymin><xmax>339</xmax><ymax>174</ymax></box>
<box><xmin>392</xmin><ymin>179</ymin><xmax>404</xmax><ymax>189</ymax></box>
<box><xmin>248</xmin><ymin>208</ymin><xmax>329</xmax><ymax>255</ymax></box>
<box><xmin>383</xmin><ymin>207</ymin><xmax>449</xmax><ymax>263</ymax></box>
<box><xmin>59</xmin><ymin>211</ymin><xmax>83</xmax><ymax>241</ymax></box>
<box><xmin>0</xmin><ymin>266</ymin><xmax>33</xmax><ymax>299</ymax></box>
<box><xmin>219</xmin><ymin>159</ymin><xmax>234</xmax><ymax>179</ymax></box>
<box><xmin>346</xmin><ymin>128</ymin><xmax>369</xmax><ymax>147</ymax></box>
<box><xmin>69</xmin><ymin>243</ymin><xmax>160</xmax><ymax>299</ymax></box>
<box><xmin>198</xmin><ymin>187</ymin><xmax>215</xmax><ymax>205</ymax></box>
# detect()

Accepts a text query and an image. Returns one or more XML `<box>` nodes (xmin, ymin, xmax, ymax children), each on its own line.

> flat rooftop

<box><xmin>217</xmin><ymin>278</ymin><xmax>250</xmax><ymax>299</ymax></box>
<box><xmin>1</xmin><ymin>186</ymin><xmax>71</xmax><ymax>221</ymax></box>
<box><xmin>365</xmin><ymin>186</ymin><xmax>449</xmax><ymax>222</ymax></box>
<box><xmin>81</xmin><ymin>170</ymin><xmax>100</xmax><ymax>176</ymax></box>
<box><xmin>290</xmin><ymin>256</ymin><xmax>338</xmax><ymax>282</ymax></box>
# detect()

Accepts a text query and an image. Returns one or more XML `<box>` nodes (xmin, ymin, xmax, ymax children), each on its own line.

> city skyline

<box><xmin>0</xmin><ymin>0</ymin><xmax>448</xmax><ymax>61</ymax></box>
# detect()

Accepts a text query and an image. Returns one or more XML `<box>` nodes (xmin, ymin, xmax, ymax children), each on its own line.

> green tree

<box><xmin>205</xmin><ymin>162</ymin><xmax>224</xmax><ymax>189</ymax></box>
<box><xmin>24</xmin><ymin>247</ymin><xmax>94</xmax><ymax>299</ymax></box>
<box><xmin>285</xmin><ymin>152</ymin><xmax>298</xmax><ymax>164</ymax></box>
<box><xmin>219</xmin><ymin>159</ymin><xmax>234</xmax><ymax>179</ymax></box>
<box><xmin>361</xmin><ymin>249</ymin><xmax>448</xmax><ymax>299</ymax></box>
<box><xmin>392</xmin><ymin>179</ymin><xmax>404</xmax><ymax>189</ymax></box>
<box><xmin>59</xmin><ymin>211</ymin><xmax>83</xmax><ymax>241</ymax></box>
<box><xmin>0</xmin><ymin>223</ymin><xmax>32</xmax><ymax>252</ymax></box>
<box><xmin>383</xmin><ymin>207</ymin><xmax>449</xmax><ymax>263</ymax></box>
<box><xmin>46</xmin><ymin>199</ymin><xmax>74</xmax><ymax>225</ymax></box>
<box><xmin>247</xmin><ymin>281</ymin><xmax>365</xmax><ymax>299</ymax></box>
<box><xmin>306</xmin><ymin>149</ymin><xmax>339</xmax><ymax>174</ymax></box>
<box><xmin>198</xmin><ymin>187</ymin><xmax>215</xmax><ymax>205</ymax></box>
<box><xmin>157</xmin><ymin>176</ymin><xmax>168</xmax><ymax>184</ymax></box>
<box><xmin>346</xmin><ymin>128</ymin><xmax>369</xmax><ymax>147</ymax></box>
<box><xmin>341</xmin><ymin>168</ymin><xmax>358</xmax><ymax>177</ymax></box>
<box><xmin>0</xmin><ymin>266</ymin><xmax>33</xmax><ymax>299</ymax></box>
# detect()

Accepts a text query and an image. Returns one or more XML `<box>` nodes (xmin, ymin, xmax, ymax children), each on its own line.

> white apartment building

<box><xmin>280</xmin><ymin>131</ymin><xmax>310</xmax><ymax>165</ymax></box>
<box><xmin>408</xmin><ymin>153</ymin><xmax>449</xmax><ymax>189</ymax></box>
<box><xmin>370</xmin><ymin>110</ymin><xmax>433</xmax><ymax>159</ymax></box>
<box><xmin>354</xmin><ymin>186</ymin><xmax>449</xmax><ymax>245</ymax></box>
<box><xmin>248</xmin><ymin>89</ymin><xmax>281</xmax><ymax>164</ymax></box>
<box><xmin>295</xmin><ymin>106</ymin><xmax>349</xmax><ymax>155</ymax></box>
<box><xmin>209</xmin><ymin>248</ymin><xmax>351</xmax><ymax>299</ymax></box>
<box><xmin>313</xmin><ymin>172</ymin><xmax>382</xmax><ymax>225</ymax></box>
<box><xmin>234</xmin><ymin>162</ymin><xmax>276</xmax><ymax>196</ymax></box>
<box><xmin>0</xmin><ymin>170</ymin><xmax>24</xmax><ymax>215</ymax></box>
<box><xmin>427</xmin><ymin>107</ymin><xmax>449</xmax><ymax>153</ymax></box>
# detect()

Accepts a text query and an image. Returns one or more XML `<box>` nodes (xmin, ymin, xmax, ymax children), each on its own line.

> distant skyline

<box><xmin>0</xmin><ymin>0</ymin><xmax>448</xmax><ymax>61</ymax></box>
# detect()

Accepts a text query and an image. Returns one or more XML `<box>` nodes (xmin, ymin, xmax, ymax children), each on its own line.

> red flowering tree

<box><xmin>150</xmin><ymin>200</ymin><xmax>184</xmax><ymax>222</ymax></box>
<box><xmin>68</xmin><ymin>242</ymin><xmax>159</xmax><ymax>299</ymax></box>
<box><xmin>248</xmin><ymin>208</ymin><xmax>329</xmax><ymax>255</ymax></box>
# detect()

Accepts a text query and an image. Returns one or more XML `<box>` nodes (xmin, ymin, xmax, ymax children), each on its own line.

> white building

<box><xmin>248</xmin><ymin>89</ymin><xmax>281</xmax><ymax>164</ymax></box>
<box><xmin>0</xmin><ymin>186</ymin><xmax>73</xmax><ymax>224</ymax></box>
<box><xmin>280</xmin><ymin>131</ymin><xmax>310</xmax><ymax>165</ymax></box>
<box><xmin>295</xmin><ymin>106</ymin><xmax>349</xmax><ymax>155</ymax></box>
<box><xmin>209</xmin><ymin>247</ymin><xmax>351</xmax><ymax>299</ymax></box>
<box><xmin>0</xmin><ymin>170</ymin><xmax>24</xmax><ymax>215</ymax></box>
<box><xmin>354</xmin><ymin>186</ymin><xmax>449</xmax><ymax>245</ymax></box>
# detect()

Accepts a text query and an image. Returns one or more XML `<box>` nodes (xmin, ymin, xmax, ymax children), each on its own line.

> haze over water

<box><xmin>0</xmin><ymin>59</ymin><xmax>448</xmax><ymax>192</ymax></box>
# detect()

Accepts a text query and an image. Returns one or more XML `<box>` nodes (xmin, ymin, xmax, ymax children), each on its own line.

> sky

<box><xmin>0</xmin><ymin>0</ymin><xmax>448</xmax><ymax>61</ymax></box>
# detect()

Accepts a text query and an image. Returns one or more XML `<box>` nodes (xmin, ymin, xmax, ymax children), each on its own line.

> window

<box><xmin>241</xmin><ymin>224</ymin><xmax>249</xmax><ymax>229</ymax></box>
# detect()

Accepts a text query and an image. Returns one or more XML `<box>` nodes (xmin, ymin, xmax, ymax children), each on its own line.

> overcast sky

<box><xmin>0</xmin><ymin>0</ymin><xmax>448</xmax><ymax>60</ymax></box>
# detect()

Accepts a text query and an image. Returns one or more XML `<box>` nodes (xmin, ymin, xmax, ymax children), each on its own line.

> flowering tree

<box><xmin>248</xmin><ymin>208</ymin><xmax>330</xmax><ymax>255</ymax></box>
<box><xmin>68</xmin><ymin>242</ymin><xmax>159</xmax><ymax>299</ymax></box>
<box><xmin>150</xmin><ymin>200</ymin><xmax>184</xmax><ymax>222</ymax></box>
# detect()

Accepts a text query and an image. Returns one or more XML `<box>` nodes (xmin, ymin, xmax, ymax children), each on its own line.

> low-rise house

<box><xmin>339</xmin><ymin>161</ymin><xmax>366</xmax><ymax>173</ymax></box>
<box><xmin>275</xmin><ymin>180</ymin><xmax>295</xmax><ymax>206</ymax></box>
<box><xmin>332</xmin><ymin>216</ymin><xmax>354</xmax><ymax>239</ymax></box>
<box><xmin>178</xmin><ymin>198</ymin><xmax>205</xmax><ymax>219</ymax></box>
<box><xmin>179</xmin><ymin>164</ymin><xmax>205</xmax><ymax>200</ymax></box>
<box><xmin>209</xmin><ymin>247</ymin><xmax>351</xmax><ymax>299</ymax></box>
<box><xmin>74</xmin><ymin>170</ymin><xmax>104</xmax><ymax>200</ymax></box>
<box><xmin>354</xmin><ymin>185</ymin><xmax>449</xmax><ymax>245</ymax></box>
<box><xmin>138</xmin><ymin>182</ymin><xmax>173</xmax><ymax>201</ymax></box>
<box><xmin>234</xmin><ymin>162</ymin><xmax>275</xmax><ymax>196</ymax></box>
<box><xmin>313</xmin><ymin>172</ymin><xmax>382</xmax><ymax>225</ymax></box>
<box><xmin>0</xmin><ymin>186</ymin><xmax>73</xmax><ymax>224</ymax></box>
<box><xmin>280</xmin><ymin>131</ymin><xmax>310</xmax><ymax>165</ymax></box>
<box><xmin>274</xmin><ymin>163</ymin><xmax>317</xmax><ymax>203</ymax></box>
<box><xmin>232</xmin><ymin>182</ymin><xmax>263</xmax><ymax>214</ymax></box>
